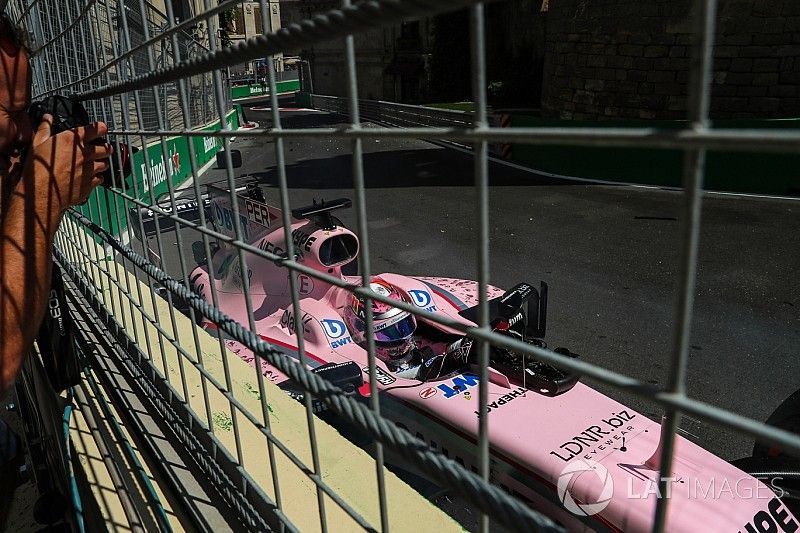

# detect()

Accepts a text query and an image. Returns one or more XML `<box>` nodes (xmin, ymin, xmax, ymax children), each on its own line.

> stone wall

<box><xmin>282</xmin><ymin>1</ymin><xmax>544</xmax><ymax>104</ymax></box>
<box><xmin>281</xmin><ymin>0</ymin><xmax>430</xmax><ymax>101</ymax></box>
<box><xmin>541</xmin><ymin>0</ymin><xmax>800</xmax><ymax>120</ymax></box>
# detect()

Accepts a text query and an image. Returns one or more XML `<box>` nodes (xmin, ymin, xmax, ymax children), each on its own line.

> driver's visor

<box><xmin>373</xmin><ymin>314</ymin><xmax>416</xmax><ymax>344</ymax></box>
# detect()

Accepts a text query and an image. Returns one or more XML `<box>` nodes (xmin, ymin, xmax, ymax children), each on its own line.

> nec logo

<box><xmin>437</xmin><ymin>373</ymin><xmax>480</xmax><ymax>398</ymax></box>
<box><xmin>321</xmin><ymin>319</ymin><xmax>352</xmax><ymax>349</ymax></box>
<box><xmin>409</xmin><ymin>289</ymin><xmax>437</xmax><ymax>312</ymax></box>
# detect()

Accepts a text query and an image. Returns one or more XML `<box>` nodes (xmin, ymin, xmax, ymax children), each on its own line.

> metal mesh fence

<box><xmin>6</xmin><ymin>0</ymin><xmax>800</xmax><ymax>531</ymax></box>
<box><xmin>18</xmin><ymin>0</ymin><xmax>218</xmax><ymax>133</ymax></box>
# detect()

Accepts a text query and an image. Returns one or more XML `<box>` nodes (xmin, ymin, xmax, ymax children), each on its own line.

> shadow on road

<box><xmin>253</xmin><ymin>110</ymin><xmax>348</xmax><ymax>129</ymax></box>
<box><xmin>248</xmin><ymin>148</ymin><xmax>579</xmax><ymax>189</ymax></box>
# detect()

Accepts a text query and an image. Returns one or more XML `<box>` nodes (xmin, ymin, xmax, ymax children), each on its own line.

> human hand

<box><xmin>23</xmin><ymin>113</ymin><xmax>112</xmax><ymax>212</ymax></box>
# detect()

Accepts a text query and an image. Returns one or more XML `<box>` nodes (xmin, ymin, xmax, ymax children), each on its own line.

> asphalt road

<box><xmin>149</xmin><ymin>97</ymin><xmax>799</xmax><ymax>464</ymax></box>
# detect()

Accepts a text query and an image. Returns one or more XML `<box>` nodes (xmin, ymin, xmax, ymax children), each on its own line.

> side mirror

<box><xmin>192</xmin><ymin>241</ymin><xmax>207</xmax><ymax>265</ymax></box>
<box><xmin>216</xmin><ymin>149</ymin><xmax>242</xmax><ymax>169</ymax></box>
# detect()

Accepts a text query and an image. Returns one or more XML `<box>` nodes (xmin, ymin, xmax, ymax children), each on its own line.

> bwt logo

<box><xmin>321</xmin><ymin>319</ymin><xmax>347</xmax><ymax>338</ymax></box>
<box><xmin>437</xmin><ymin>373</ymin><xmax>480</xmax><ymax>398</ymax></box>
<box><xmin>409</xmin><ymin>289</ymin><xmax>437</xmax><ymax>312</ymax></box>
<box><xmin>320</xmin><ymin>319</ymin><xmax>352</xmax><ymax>348</ymax></box>
<box><xmin>557</xmin><ymin>459</ymin><xmax>614</xmax><ymax>516</ymax></box>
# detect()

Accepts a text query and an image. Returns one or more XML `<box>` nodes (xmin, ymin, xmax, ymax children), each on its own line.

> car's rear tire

<box><xmin>754</xmin><ymin>388</ymin><xmax>800</xmax><ymax>460</ymax></box>
<box><xmin>729</xmin><ymin>455</ymin><xmax>800</xmax><ymax>516</ymax></box>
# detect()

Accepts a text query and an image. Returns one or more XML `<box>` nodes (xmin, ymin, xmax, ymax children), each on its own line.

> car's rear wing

<box><xmin>458</xmin><ymin>281</ymin><xmax>548</xmax><ymax>339</ymax></box>
<box><xmin>205</xmin><ymin>181</ymin><xmax>282</xmax><ymax>243</ymax></box>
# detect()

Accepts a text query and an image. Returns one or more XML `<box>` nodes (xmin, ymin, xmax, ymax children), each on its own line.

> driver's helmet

<box><xmin>343</xmin><ymin>277</ymin><xmax>417</xmax><ymax>361</ymax></box>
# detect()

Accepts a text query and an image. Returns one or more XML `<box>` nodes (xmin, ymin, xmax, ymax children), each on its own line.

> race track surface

<box><xmin>150</xmin><ymin>99</ymin><xmax>799</xmax><ymax>462</ymax></box>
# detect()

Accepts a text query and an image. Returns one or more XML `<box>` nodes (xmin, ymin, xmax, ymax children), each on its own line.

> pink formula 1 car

<box><xmin>187</xmin><ymin>184</ymin><xmax>799</xmax><ymax>532</ymax></box>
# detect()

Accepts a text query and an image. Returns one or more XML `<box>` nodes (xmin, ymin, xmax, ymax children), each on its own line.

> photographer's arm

<box><xmin>0</xmin><ymin>117</ymin><xmax>109</xmax><ymax>396</ymax></box>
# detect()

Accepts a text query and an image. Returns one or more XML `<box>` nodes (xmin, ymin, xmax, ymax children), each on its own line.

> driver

<box><xmin>343</xmin><ymin>277</ymin><xmax>418</xmax><ymax>368</ymax></box>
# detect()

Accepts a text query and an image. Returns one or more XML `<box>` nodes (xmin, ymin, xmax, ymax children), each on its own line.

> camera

<box><xmin>28</xmin><ymin>95</ymin><xmax>137</xmax><ymax>188</ymax></box>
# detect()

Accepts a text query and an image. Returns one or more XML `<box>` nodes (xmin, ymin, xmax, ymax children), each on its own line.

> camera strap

<box><xmin>35</xmin><ymin>263</ymin><xmax>81</xmax><ymax>393</ymax></box>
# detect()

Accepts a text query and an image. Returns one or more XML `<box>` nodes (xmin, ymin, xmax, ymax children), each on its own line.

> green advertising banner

<box><xmin>230</xmin><ymin>79</ymin><xmax>300</xmax><ymax>100</ymax></box>
<box><xmin>85</xmin><ymin>108</ymin><xmax>240</xmax><ymax>237</ymax></box>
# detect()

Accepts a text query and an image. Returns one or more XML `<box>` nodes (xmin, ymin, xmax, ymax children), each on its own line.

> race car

<box><xmin>187</xmin><ymin>183</ymin><xmax>799</xmax><ymax>532</ymax></box>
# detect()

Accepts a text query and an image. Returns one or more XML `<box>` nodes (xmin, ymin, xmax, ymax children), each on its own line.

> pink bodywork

<box><xmin>191</xmin><ymin>192</ymin><xmax>798</xmax><ymax>532</ymax></box>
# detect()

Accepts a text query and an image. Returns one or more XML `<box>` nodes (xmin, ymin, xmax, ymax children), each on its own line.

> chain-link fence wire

<box><xmin>17</xmin><ymin>0</ymin><xmax>218</xmax><ymax>134</ymax></box>
<box><xmin>6</xmin><ymin>0</ymin><xmax>800</xmax><ymax>531</ymax></box>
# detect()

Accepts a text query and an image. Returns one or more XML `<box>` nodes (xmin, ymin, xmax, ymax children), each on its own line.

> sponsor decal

<box><xmin>740</xmin><ymin>498</ymin><xmax>798</xmax><ymax>533</ymax></box>
<box><xmin>363</xmin><ymin>366</ymin><xmax>396</xmax><ymax>386</ymax></box>
<box><xmin>203</xmin><ymin>135</ymin><xmax>218</xmax><ymax>153</ymax></box>
<box><xmin>143</xmin><ymin>199</ymin><xmax>200</xmax><ymax>218</ymax></box>
<box><xmin>212</xmin><ymin>201</ymin><xmax>251</xmax><ymax>240</ymax></box>
<box><xmin>549</xmin><ymin>410</ymin><xmax>637</xmax><ymax>463</ymax></box>
<box><xmin>374</xmin><ymin>311</ymin><xmax>408</xmax><ymax>331</ymax></box>
<box><xmin>321</xmin><ymin>319</ymin><xmax>347</xmax><ymax>338</ymax></box>
<box><xmin>47</xmin><ymin>289</ymin><xmax>62</xmax><ymax>320</ymax></box>
<box><xmin>557</xmin><ymin>459</ymin><xmax>614</xmax><ymax>516</ymax></box>
<box><xmin>437</xmin><ymin>373</ymin><xmax>480</xmax><ymax>399</ymax></box>
<box><xmin>298</xmin><ymin>274</ymin><xmax>314</xmax><ymax>295</ymax></box>
<box><xmin>280</xmin><ymin>309</ymin><xmax>312</xmax><ymax>336</ymax></box>
<box><xmin>291</xmin><ymin>229</ymin><xmax>317</xmax><ymax>259</ymax></box>
<box><xmin>227</xmin><ymin>262</ymin><xmax>252</xmax><ymax>289</ymax></box>
<box><xmin>245</xmin><ymin>198</ymin><xmax>275</xmax><ymax>228</ymax></box>
<box><xmin>217</xmin><ymin>254</ymin><xmax>235</xmax><ymax>276</ymax></box>
<box><xmin>507</xmin><ymin>312</ymin><xmax>524</xmax><ymax>327</ymax></box>
<box><xmin>409</xmin><ymin>289</ymin><xmax>437</xmax><ymax>312</ymax></box>
<box><xmin>473</xmin><ymin>387</ymin><xmax>526</xmax><ymax>416</ymax></box>
<box><xmin>320</xmin><ymin>319</ymin><xmax>352</xmax><ymax>349</ymax></box>
<box><xmin>141</xmin><ymin>149</ymin><xmax>181</xmax><ymax>192</ymax></box>
<box><xmin>500</xmin><ymin>283</ymin><xmax>532</xmax><ymax>305</ymax></box>
<box><xmin>258</xmin><ymin>238</ymin><xmax>285</xmax><ymax>257</ymax></box>
<box><xmin>419</xmin><ymin>387</ymin><xmax>438</xmax><ymax>399</ymax></box>
<box><xmin>371</xmin><ymin>281</ymin><xmax>392</xmax><ymax>297</ymax></box>
<box><xmin>175</xmin><ymin>200</ymin><xmax>198</xmax><ymax>212</ymax></box>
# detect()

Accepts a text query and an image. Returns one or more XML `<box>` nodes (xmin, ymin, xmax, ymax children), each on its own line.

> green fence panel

<box><xmin>508</xmin><ymin>114</ymin><xmax>800</xmax><ymax>195</ymax></box>
<box><xmin>86</xmin><ymin>109</ymin><xmax>240</xmax><ymax>237</ymax></box>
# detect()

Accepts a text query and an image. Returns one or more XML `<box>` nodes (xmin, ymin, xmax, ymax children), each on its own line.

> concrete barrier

<box><xmin>505</xmin><ymin>113</ymin><xmax>800</xmax><ymax>196</ymax></box>
<box><xmin>303</xmin><ymin>93</ymin><xmax>800</xmax><ymax>196</ymax></box>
